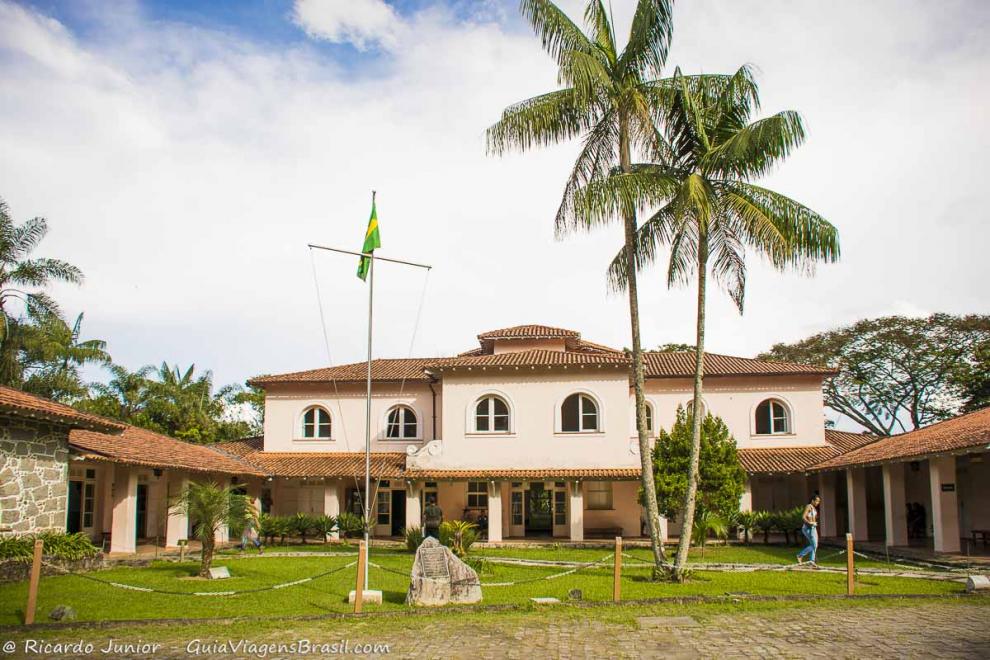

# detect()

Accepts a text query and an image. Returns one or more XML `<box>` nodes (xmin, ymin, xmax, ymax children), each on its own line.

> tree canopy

<box><xmin>650</xmin><ymin>406</ymin><xmax>747</xmax><ymax>521</ymax></box>
<box><xmin>760</xmin><ymin>314</ymin><xmax>990</xmax><ymax>435</ymax></box>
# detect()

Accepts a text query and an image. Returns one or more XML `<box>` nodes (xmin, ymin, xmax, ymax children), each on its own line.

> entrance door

<box><xmin>525</xmin><ymin>483</ymin><xmax>552</xmax><ymax>536</ymax></box>
<box><xmin>136</xmin><ymin>484</ymin><xmax>148</xmax><ymax>539</ymax></box>
<box><xmin>391</xmin><ymin>490</ymin><xmax>406</xmax><ymax>536</ymax></box>
<box><xmin>67</xmin><ymin>481</ymin><xmax>83</xmax><ymax>534</ymax></box>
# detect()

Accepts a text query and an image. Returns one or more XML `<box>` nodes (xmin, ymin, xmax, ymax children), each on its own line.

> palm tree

<box><xmin>23</xmin><ymin>312</ymin><xmax>110</xmax><ymax>401</ymax></box>
<box><xmin>87</xmin><ymin>363</ymin><xmax>155</xmax><ymax>422</ymax></box>
<box><xmin>170</xmin><ymin>481</ymin><xmax>254</xmax><ymax>577</ymax></box>
<box><xmin>486</xmin><ymin>0</ymin><xmax>674</xmax><ymax>572</ymax></box>
<box><xmin>590</xmin><ymin>67</ymin><xmax>840</xmax><ymax>579</ymax></box>
<box><xmin>0</xmin><ymin>198</ymin><xmax>82</xmax><ymax>341</ymax></box>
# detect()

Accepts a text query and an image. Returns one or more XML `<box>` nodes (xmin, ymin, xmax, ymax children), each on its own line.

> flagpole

<box><xmin>362</xmin><ymin>193</ymin><xmax>376</xmax><ymax>593</ymax></box>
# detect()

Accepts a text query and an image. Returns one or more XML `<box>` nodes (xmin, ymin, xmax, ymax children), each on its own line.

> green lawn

<box><xmin>473</xmin><ymin>543</ymin><xmax>901</xmax><ymax>569</ymax></box>
<box><xmin>0</xmin><ymin>550</ymin><xmax>964</xmax><ymax>626</ymax></box>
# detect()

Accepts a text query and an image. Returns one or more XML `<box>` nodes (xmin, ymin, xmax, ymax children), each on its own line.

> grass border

<box><xmin>2</xmin><ymin>592</ymin><xmax>982</xmax><ymax>634</ymax></box>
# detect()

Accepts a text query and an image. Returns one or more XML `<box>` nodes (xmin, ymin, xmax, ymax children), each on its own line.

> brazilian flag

<box><xmin>357</xmin><ymin>196</ymin><xmax>381</xmax><ymax>281</ymax></box>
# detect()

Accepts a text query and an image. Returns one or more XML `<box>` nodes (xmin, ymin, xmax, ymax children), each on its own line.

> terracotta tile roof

<box><xmin>812</xmin><ymin>407</ymin><xmax>990</xmax><ymax>470</ymax></box>
<box><xmin>69</xmin><ymin>426</ymin><xmax>265</xmax><ymax>476</ymax></box>
<box><xmin>823</xmin><ymin>429</ymin><xmax>877</xmax><ymax>453</ymax></box>
<box><xmin>428</xmin><ymin>349</ymin><xmax>630</xmax><ymax>371</ymax></box>
<box><xmin>738</xmin><ymin>446</ymin><xmax>839</xmax><ymax>475</ymax></box>
<box><xmin>249</xmin><ymin>358</ymin><xmax>438</xmax><ymax>386</ymax></box>
<box><xmin>0</xmin><ymin>385</ymin><xmax>124</xmax><ymax>433</ymax></box>
<box><xmin>477</xmin><ymin>325</ymin><xmax>580</xmax><ymax>340</ymax></box>
<box><xmin>405</xmin><ymin>467</ymin><xmax>641</xmax><ymax>479</ymax></box>
<box><xmin>643</xmin><ymin>352</ymin><xmax>836</xmax><ymax>378</ymax></box>
<box><xmin>216</xmin><ymin>437</ymin><xmax>406</xmax><ymax>478</ymax></box>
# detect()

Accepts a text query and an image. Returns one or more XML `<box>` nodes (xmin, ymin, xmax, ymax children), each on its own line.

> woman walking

<box><xmin>797</xmin><ymin>494</ymin><xmax>821</xmax><ymax>567</ymax></box>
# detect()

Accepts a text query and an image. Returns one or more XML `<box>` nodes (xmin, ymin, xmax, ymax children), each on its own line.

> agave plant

<box><xmin>691</xmin><ymin>510</ymin><xmax>728</xmax><ymax>559</ymax></box>
<box><xmin>439</xmin><ymin>520</ymin><xmax>478</xmax><ymax>557</ymax></box>
<box><xmin>755</xmin><ymin>511</ymin><xmax>776</xmax><ymax>544</ymax></box>
<box><xmin>403</xmin><ymin>526</ymin><xmax>425</xmax><ymax>552</ymax></box>
<box><xmin>736</xmin><ymin>511</ymin><xmax>763</xmax><ymax>545</ymax></box>
<box><xmin>312</xmin><ymin>514</ymin><xmax>338</xmax><ymax>543</ymax></box>
<box><xmin>291</xmin><ymin>513</ymin><xmax>315</xmax><ymax>544</ymax></box>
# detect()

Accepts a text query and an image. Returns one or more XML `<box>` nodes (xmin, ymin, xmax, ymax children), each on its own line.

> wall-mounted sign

<box><xmin>941</xmin><ymin>483</ymin><xmax>956</xmax><ymax>492</ymax></box>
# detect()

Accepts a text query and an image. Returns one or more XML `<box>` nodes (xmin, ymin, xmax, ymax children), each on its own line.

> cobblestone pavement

<box><xmin>358</xmin><ymin>602</ymin><xmax>990</xmax><ymax>659</ymax></box>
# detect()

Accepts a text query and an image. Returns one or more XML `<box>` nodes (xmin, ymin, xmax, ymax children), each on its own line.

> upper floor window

<box><xmin>385</xmin><ymin>405</ymin><xmax>418</xmax><ymax>439</ymax></box>
<box><xmin>301</xmin><ymin>406</ymin><xmax>332</xmax><ymax>439</ymax></box>
<box><xmin>685</xmin><ymin>398</ymin><xmax>706</xmax><ymax>420</ymax></box>
<box><xmin>475</xmin><ymin>395</ymin><xmax>510</xmax><ymax>432</ymax></box>
<box><xmin>755</xmin><ymin>399</ymin><xmax>790</xmax><ymax>435</ymax></box>
<box><xmin>562</xmin><ymin>393</ymin><xmax>599</xmax><ymax>432</ymax></box>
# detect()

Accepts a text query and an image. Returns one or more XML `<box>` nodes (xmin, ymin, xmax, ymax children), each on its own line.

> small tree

<box><xmin>170</xmin><ymin>481</ymin><xmax>254</xmax><ymax>577</ymax></box>
<box><xmin>651</xmin><ymin>407</ymin><xmax>747</xmax><ymax>526</ymax></box>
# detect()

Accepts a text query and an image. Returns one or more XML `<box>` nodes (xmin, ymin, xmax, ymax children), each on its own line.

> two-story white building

<box><xmin>225</xmin><ymin>324</ymin><xmax>840</xmax><ymax>542</ymax></box>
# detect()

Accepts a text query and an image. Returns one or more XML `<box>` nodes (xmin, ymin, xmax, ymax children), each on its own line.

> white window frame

<box><xmin>558</xmin><ymin>392</ymin><xmax>602</xmax><ymax>434</ymax></box>
<box><xmin>469</xmin><ymin>393</ymin><xmax>514</xmax><ymax>434</ymax></box>
<box><xmin>298</xmin><ymin>405</ymin><xmax>333</xmax><ymax>440</ymax></box>
<box><xmin>466</xmin><ymin>481</ymin><xmax>487</xmax><ymax>509</ymax></box>
<box><xmin>384</xmin><ymin>405</ymin><xmax>420</xmax><ymax>440</ymax></box>
<box><xmin>753</xmin><ymin>397</ymin><xmax>792</xmax><ymax>435</ymax></box>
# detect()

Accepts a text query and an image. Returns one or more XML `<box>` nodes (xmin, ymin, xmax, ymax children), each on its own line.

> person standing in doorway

<box><xmin>797</xmin><ymin>494</ymin><xmax>821</xmax><ymax>567</ymax></box>
<box><xmin>424</xmin><ymin>501</ymin><xmax>443</xmax><ymax>539</ymax></box>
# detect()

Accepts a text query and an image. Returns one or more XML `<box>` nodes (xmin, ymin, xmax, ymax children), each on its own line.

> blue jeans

<box><xmin>797</xmin><ymin>524</ymin><xmax>817</xmax><ymax>562</ymax></box>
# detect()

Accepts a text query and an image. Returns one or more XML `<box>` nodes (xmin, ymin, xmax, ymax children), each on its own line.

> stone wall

<box><xmin>0</xmin><ymin>413</ymin><xmax>70</xmax><ymax>534</ymax></box>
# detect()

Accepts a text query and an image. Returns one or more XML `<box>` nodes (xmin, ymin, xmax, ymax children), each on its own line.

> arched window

<box><xmin>755</xmin><ymin>399</ymin><xmax>790</xmax><ymax>435</ymax></box>
<box><xmin>386</xmin><ymin>405</ymin><xmax>418</xmax><ymax>439</ymax></box>
<box><xmin>685</xmin><ymin>398</ymin><xmax>706</xmax><ymax>420</ymax></box>
<box><xmin>475</xmin><ymin>395</ymin><xmax>510</xmax><ymax>432</ymax></box>
<box><xmin>301</xmin><ymin>406</ymin><xmax>332</xmax><ymax>439</ymax></box>
<box><xmin>562</xmin><ymin>393</ymin><xmax>599</xmax><ymax>432</ymax></box>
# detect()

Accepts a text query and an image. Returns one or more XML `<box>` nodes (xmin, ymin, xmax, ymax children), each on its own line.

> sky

<box><xmin>1</xmin><ymin>0</ymin><xmax>988</xmax><ymax>429</ymax></box>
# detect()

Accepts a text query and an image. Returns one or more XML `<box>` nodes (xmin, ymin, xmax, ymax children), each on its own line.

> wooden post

<box><xmin>24</xmin><ymin>539</ymin><xmax>43</xmax><ymax>625</ymax></box>
<box><xmin>353</xmin><ymin>540</ymin><xmax>367</xmax><ymax>613</ymax></box>
<box><xmin>846</xmin><ymin>532</ymin><xmax>854</xmax><ymax>595</ymax></box>
<box><xmin>613</xmin><ymin>536</ymin><xmax>622</xmax><ymax>603</ymax></box>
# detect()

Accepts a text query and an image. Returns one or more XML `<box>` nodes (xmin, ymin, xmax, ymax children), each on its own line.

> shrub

<box><xmin>755</xmin><ymin>511</ymin><xmax>775</xmax><ymax>544</ymax></box>
<box><xmin>0</xmin><ymin>532</ymin><xmax>100</xmax><ymax>562</ymax></box>
<box><xmin>736</xmin><ymin>511</ymin><xmax>763</xmax><ymax>544</ymax></box>
<box><xmin>336</xmin><ymin>512</ymin><xmax>365</xmax><ymax>538</ymax></box>
<box><xmin>403</xmin><ymin>526</ymin><xmax>424</xmax><ymax>552</ymax></box>
<box><xmin>691</xmin><ymin>510</ymin><xmax>728</xmax><ymax>558</ymax></box>
<box><xmin>312</xmin><ymin>515</ymin><xmax>338</xmax><ymax>543</ymax></box>
<box><xmin>291</xmin><ymin>513</ymin><xmax>316</xmax><ymax>544</ymax></box>
<box><xmin>439</xmin><ymin>520</ymin><xmax>477</xmax><ymax>557</ymax></box>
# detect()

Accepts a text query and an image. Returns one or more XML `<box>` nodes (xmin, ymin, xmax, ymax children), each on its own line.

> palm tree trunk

<box><xmin>619</xmin><ymin>112</ymin><xmax>666</xmax><ymax>573</ymax></box>
<box><xmin>199</xmin><ymin>537</ymin><xmax>215</xmax><ymax>578</ymax></box>
<box><xmin>673</xmin><ymin>231</ymin><xmax>708</xmax><ymax>581</ymax></box>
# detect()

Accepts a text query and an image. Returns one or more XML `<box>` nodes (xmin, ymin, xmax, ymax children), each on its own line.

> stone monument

<box><xmin>406</xmin><ymin>537</ymin><xmax>482</xmax><ymax>606</ymax></box>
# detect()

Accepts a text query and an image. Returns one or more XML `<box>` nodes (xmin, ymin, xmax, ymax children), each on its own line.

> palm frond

<box><xmin>553</xmin><ymin>110</ymin><xmax>619</xmax><ymax>236</ymax></box>
<box><xmin>607</xmin><ymin>196</ymin><xmax>681</xmax><ymax>291</ymax></box>
<box><xmin>584</xmin><ymin>0</ymin><xmax>617</xmax><ymax>63</ymax></box>
<box><xmin>519</xmin><ymin>0</ymin><xmax>595</xmax><ymax>67</ymax></box>
<box><xmin>703</xmin><ymin>111</ymin><xmax>805</xmax><ymax>179</ymax></box>
<box><xmin>9</xmin><ymin>258</ymin><xmax>83</xmax><ymax>287</ymax></box>
<box><xmin>618</xmin><ymin>0</ymin><xmax>673</xmax><ymax>79</ymax></box>
<box><xmin>720</xmin><ymin>181</ymin><xmax>840</xmax><ymax>270</ymax></box>
<box><xmin>708</xmin><ymin>213</ymin><xmax>747</xmax><ymax>311</ymax></box>
<box><xmin>485</xmin><ymin>88</ymin><xmax>594</xmax><ymax>156</ymax></box>
<box><xmin>568</xmin><ymin>165</ymin><xmax>681</xmax><ymax>233</ymax></box>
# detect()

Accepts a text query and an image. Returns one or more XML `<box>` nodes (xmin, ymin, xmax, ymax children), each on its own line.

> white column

<box><xmin>817</xmin><ymin>472</ymin><xmax>837</xmax><ymax>538</ymax></box>
<box><xmin>739</xmin><ymin>478</ymin><xmax>753</xmax><ymax>512</ymax></box>
<box><xmin>325</xmin><ymin>479</ymin><xmax>341</xmax><ymax>540</ymax></box>
<box><xmin>100</xmin><ymin>464</ymin><xmax>114</xmax><ymax>536</ymax></box>
<box><xmin>110</xmin><ymin>465</ymin><xmax>138</xmax><ymax>554</ymax></box>
<box><xmin>487</xmin><ymin>482</ymin><xmax>503</xmax><ymax>543</ymax></box>
<box><xmin>846</xmin><ymin>468</ymin><xmax>869</xmax><ymax>541</ymax></box>
<box><xmin>569</xmin><ymin>481</ymin><xmax>584</xmax><ymax>542</ymax></box>
<box><xmin>657</xmin><ymin>515</ymin><xmax>669</xmax><ymax>542</ymax></box>
<box><xmin>165</xmin><ymin>474</ymin><xmax>189</xmax><ymax>548</ymax></box>
<box><xmin>404</xmin><ymin>481</ymin><xmax>421</xmax><ymax>536</ymax></box>
<box><xmin>882</xmin><ymin>463</ymin><xmax>908</xmax><ymax>547</ymax></box>
<box><xmin>929</xmin><ymin>456</ymin><xmax>961</xmax><ymax>553</ymax></box>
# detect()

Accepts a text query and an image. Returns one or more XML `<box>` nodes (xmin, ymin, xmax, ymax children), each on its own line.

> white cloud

<box><xmin>291</xmin><ymin>0</ymin><xmax>405</xmax><ymax>50</ymax></box>
<box><xmin>0</xmin><ymin>0</ymin><xmax>987</xmax><ymax>397</ymax></box>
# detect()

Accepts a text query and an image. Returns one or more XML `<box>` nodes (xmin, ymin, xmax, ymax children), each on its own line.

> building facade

<box><xmin>239</xmin><ymin>324</ymin><xmax>838</xmax><ymax>542</ymax></box>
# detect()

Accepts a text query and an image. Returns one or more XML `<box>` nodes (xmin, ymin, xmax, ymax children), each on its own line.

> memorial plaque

<box><xmin>207</xmin><ymin>566</ymin><xmax>231</xmax><ymax>580</ymax></box>
<box><xmin>419</xmin><ymin>547</ymin><xmax>450</xmax><ymax>579</ymax></box>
